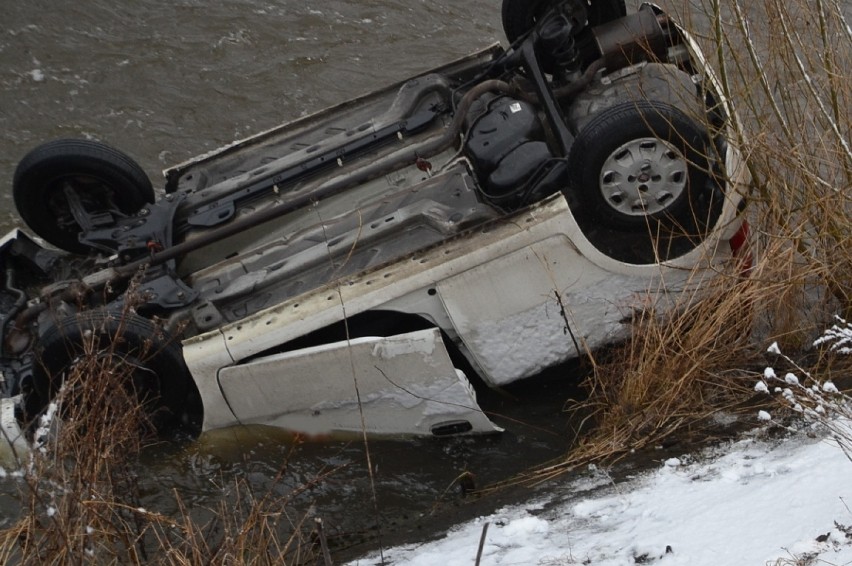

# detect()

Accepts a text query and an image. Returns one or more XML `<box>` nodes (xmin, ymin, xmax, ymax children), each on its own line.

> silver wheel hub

<box><xmin>599</xmin><ymin>137</ymin><xmax>688</xmax><ymax>217</ymax></box>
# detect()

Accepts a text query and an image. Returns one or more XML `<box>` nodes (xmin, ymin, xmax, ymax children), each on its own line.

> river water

<box><xmin>0</xmin><ymin>0</ymin><xmax>504</xmax><ymax>232</ymax></box>
<box><xmin>0</xmin><ymin>0</ymin><xmax>596</xmax><ymax>557</ymax></box>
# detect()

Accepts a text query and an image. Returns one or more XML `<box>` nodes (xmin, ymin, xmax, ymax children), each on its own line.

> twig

<box><xmin>475</xmin><ymin>522</ymin><xmax>489</xmax><ymax>566</ymax></box>
<box><xmin>315</xmin><ymin>518</ymin><xmax>333</xmax><ymax>566</ymax></box>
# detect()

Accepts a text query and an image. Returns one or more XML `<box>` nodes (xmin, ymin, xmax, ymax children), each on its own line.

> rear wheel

<box><xmin>563</xmin><ymin>100</ymin><xmax>724</xmax><ymax>263</ymax></box>
<box><xmin>501</xmin><ymin>0</ymin><xmax>627</xmax><ymax>44</ymax></box>
<box><xmin>13</xmin><ymin>139</ymin><xmax>154</xmax><ymax>254</ymax></box>
<box><xmin>28</xmin><ymin>309</ymin><xmax>190</xmax><ymax>434</ymax></box>
<box><xmin>567</xmin><ymin>100</ymin><xmax>714</xmax><ymax>231</ymax></box>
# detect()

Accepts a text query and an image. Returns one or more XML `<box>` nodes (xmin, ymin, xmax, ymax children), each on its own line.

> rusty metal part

<box><xmin>5</xmin><ymin>280</ymin><xmax>92</xmax><ymax>356</ymax></box>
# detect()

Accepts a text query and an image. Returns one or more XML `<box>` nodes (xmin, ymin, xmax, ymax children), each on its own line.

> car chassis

<box><xmin>0</xmin><ymin>2</ymin><xmax>750</xmax><ymax>450</ymax></box>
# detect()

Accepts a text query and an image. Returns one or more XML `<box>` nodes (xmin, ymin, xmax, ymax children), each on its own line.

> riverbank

<box><xmin>347</xmin><ymin>423</ymin><xmax>852</xmax><ymax>565</ymax></box>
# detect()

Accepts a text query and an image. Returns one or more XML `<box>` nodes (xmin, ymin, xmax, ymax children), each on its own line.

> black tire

<box><xmin>29</xmin><ymin>309</ymin><xmax>189</xmax><ymax>433</ymax></box>
<box><xmin>502</xmin><ymin>0</ymin><xmax>627</xmax><ymax>44</ymax></box>
<box><xmin>13</xmin><ymin>139</ymin><xmax>154</xmax><ymax>254</ymax></box>
<box><xmin>566</xmin><ymin>100</ymin><xmax>714</xmax><ymax>231</ymax></box>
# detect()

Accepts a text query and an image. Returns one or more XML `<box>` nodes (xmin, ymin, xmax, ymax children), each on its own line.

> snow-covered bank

<box><xmin>348</xmin><ymin>429</ymin><xmax>852</xmax><ymax>565</ymax></box>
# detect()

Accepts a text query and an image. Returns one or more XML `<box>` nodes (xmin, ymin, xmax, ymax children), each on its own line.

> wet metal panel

<box><xmin>217</xmin><ymin>328</ymin><xmax>500</xmax><ymax>437</ymax></box>
<box><xmin>437</xmin><ymin>235</ymin><xmax>685</xmax><ymax>386</ymax></box>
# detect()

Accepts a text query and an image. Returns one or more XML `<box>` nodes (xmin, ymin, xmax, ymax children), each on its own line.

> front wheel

<box><xmin>13</xmin><ymin>139</ymin><xmax>154</xmax><ymax>254</ymax></box>
<box><xmin>27</xmin><ymin>309</ymin><xmax>190</xmax><ymax>435</ymax></box>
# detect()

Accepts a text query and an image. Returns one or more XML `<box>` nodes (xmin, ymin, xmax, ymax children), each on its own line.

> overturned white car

<box><xmin>0</xmin><ymin>1</ymin><xmax>750</xmax><ymax>446</ymax></box>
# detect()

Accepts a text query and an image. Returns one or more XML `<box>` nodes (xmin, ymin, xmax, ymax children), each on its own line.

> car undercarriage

<box><xmin>0</xmin><ymin>1</ymin><xmax>750</xmax><ymax>449</ymax></box>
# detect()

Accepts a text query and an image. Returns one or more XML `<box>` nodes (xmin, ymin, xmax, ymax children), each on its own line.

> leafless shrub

<box><xmin>756</xmin><ymin>320</ymin><xmax>852</xmax><ymax>463</ymax></box>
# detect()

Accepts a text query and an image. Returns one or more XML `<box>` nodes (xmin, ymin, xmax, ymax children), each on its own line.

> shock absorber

<box><xmin>536</xmin><ymin>12</ymin><xmax>583</xmax><ymax>75</ymax></box>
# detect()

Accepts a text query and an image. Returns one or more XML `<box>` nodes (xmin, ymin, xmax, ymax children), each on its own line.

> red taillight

<box><xmin>729</xmin><ymin>220</ymin><xmax>753</xmax><ymax>276</ymax></box>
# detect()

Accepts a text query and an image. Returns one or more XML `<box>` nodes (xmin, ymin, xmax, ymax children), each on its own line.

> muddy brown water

<box><xmin>0</xmin><ymin>0</ymin><xmax>605</xmax><ymax>556</ymax></box>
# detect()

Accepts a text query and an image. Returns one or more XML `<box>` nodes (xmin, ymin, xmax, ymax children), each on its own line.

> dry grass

<box><xmin>0</xmin><ymin>306</ymin><xmax>326</xmax><ymax>565</ymax></box>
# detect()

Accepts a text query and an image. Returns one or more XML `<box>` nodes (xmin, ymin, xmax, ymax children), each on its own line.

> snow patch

<box><xmin>346</xmin><ymin>432</ymin><xmax>852</xmax><ymax>566</ymax></box>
